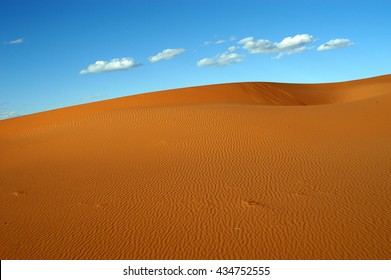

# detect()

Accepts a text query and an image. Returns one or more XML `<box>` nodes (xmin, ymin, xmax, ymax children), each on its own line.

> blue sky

<box><xmin>1</xmin><ymin>0</ymin><xmax>390</xmax><ymax>119</ymax></box>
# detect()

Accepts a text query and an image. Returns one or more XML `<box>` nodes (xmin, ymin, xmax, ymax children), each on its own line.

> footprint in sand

<box><xmin>241</xmin><ymin>199</ymin><xmax>261</xmax><ymax>207</ymax></box>
<box><xmin>241</xmin><ymin>199</ymin><xmax>280</xmax><ymax>213</ymax></box>
<box><xmin>9</xmin><ymin>191</ymin><xmax>28</xmax><ymax>197</ymax></box>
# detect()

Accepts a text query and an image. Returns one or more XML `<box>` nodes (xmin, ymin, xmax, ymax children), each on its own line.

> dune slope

<box><xmin>1</xmin><ymin>75</ymin><xmax>391</xmax><ymax>259</ymax></box>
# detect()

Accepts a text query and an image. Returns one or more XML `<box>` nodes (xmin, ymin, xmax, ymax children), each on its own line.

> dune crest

<box><xmin>1</xmin><ymin>75</ymin><xmax>391</xmax><ymax>259</ymax></box>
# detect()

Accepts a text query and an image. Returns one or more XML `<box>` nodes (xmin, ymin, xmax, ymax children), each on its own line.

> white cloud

<box><xmin>272</xmin><ymin>46</ymin><xmax>310</xmax><ymax>59</ymax></box>
<box><xmin>228</xmin><ymin>46</ymin><xmax>240</xmax><ymax>52</ymax></box>
<box><xmin>204</xmin><ymin>36</ymin><xmax>236</xmax><ymax>46</ymax></box>
<box><xmin>317</xmin><ymin>38</ymin><xmax>353</xmax><ymax>51</ymax></box>
<box><xmin>197</xmin><ymin>52</ymin><xmax>244</xmax><ymax>67</ymax></box>
<box><xmin>238</xmin><ymin>34</ymin><xmax>315</xmax><ymax>58</ymax></box>
<box><xmin>148</xmin><ymin>48</ymin><xmax>185</xmax><ymax>63</ymax></box>
<box><xmin>215</xmin><ymin>40</ymin><xmax>226</xmax><ymax>44</ymax></box>
<box><xmin>0</xmin><ymin>112</ymin><xmax>17</xmax><ymax>120</ymax></box>
<box><xmin>238</xmin><ymin>37</ymin><xmax>254</xmax><ymax>44</ymax></box>
<box><xmin>80</xmin><ymin>57</ymin><xmax>139</xmax><ymax>74</ymax></box>
<box><xmin>9</xmin><ymin>38</ymin><xmax>24</xmax><ymax>44</ymax></box>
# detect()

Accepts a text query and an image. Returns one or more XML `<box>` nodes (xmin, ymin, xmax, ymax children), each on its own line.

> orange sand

<box><xmin>1</xmin><ymin>75</ymin><xmax>391</xmax><ymax>259</ymax></box>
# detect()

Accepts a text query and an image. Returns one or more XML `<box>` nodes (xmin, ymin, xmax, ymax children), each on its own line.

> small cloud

<box><xmin>9</xmin><ymin>38</ymin><xmax>24</xmax><ymax>44</ymax></box>
<box><xmin>148</xmin><ymin>48</ymin><xmax>186</xmax><ymax>63</ymax></box>
<box><xmin>80</xmin><ymin>57</ymin><xmax>139</xmax><ymax>74</ymax></box>
<box><xmin>0</xmin><ymin>111</ymin><xmax>17</xmax><ymax>120</ymax></box>
<box><xmin>238</xmin><ymin>34</ymin><xmax>315</xmax><ymax>58</ymax></box>
<box><xmin>197</xmin><ymin>52</ymin><xmax>244</xmax><ymax>67</ymax></box>
<box><xmin>238</xmin><ymin>37</ymin><xmax>254</xmax><ymax>44</ymax></box>
<box><xmin>204</xmin><ymin>36</ymin><xmax>236</xmax><ymax>46</ymax></box>
<box><xmin>272</xmin><ymin>46</ymin><xmax>310</xmax><ymax>59</ymax></box>
<box><xmin>317</xmin><ymin>38</ymin><xmax>353</xmax><ymax>51</ymax></box>
<box><xmin>228</xmin><ymin>46</ymin><xmax>240</xmax><ymax>52</ymax></box>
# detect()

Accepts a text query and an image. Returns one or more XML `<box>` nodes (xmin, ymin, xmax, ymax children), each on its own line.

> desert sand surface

<box><xmin>1</xmin><ymin>75</ymin><xmax>391</xmax><ymax>259</ymax></box>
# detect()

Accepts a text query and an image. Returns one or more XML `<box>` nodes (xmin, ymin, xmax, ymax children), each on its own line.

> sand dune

<box><xmin>1</xmin><ymin>75</ymin><xmax>391</xmax><ymax>259</ymax></box>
